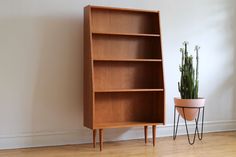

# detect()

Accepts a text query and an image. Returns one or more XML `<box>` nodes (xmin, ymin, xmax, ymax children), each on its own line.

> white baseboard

<box><xmin>1</xmin><ymin>120</ymin><xmax>236</xmax><ymax>150</ymax></box>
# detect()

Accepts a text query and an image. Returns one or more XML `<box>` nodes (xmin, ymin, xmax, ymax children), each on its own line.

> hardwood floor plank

<box><xmin>0</xmin><ymin>132</ymin><xmax>236</xmax><ymax>157</ymax></box>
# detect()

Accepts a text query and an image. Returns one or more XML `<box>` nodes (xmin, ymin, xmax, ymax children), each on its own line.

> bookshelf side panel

<box><xmin>84</xmin><ymin>6</ymin><xmax>93</xmax><ymax>129</ymax></box>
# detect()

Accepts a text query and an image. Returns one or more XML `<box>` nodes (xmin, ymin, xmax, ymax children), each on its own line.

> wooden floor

<box><xmin>0</xmin><ymin>131</ymin><xmax>236</xmax><ymax>157</ymax></box>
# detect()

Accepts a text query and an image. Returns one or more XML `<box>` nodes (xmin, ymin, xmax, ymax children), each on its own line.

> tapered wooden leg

<box><xmin>99</xmin><ymin>129</ymin><xmax>103</xmax><ymax>151</ymax></box>
<box><xmin>152</xmin><ymin>125</ymin><xmax>156</xmax><ymax>146</ymax></box>
<box><xmin>93</xmin><ymin>130</ymin><xmax>96</xmax><ymax>148</ymax></box>
<box><xmin>144</xmin><ymin>126</ymin><xmax>148</xmax><ymax>144</ymax></box>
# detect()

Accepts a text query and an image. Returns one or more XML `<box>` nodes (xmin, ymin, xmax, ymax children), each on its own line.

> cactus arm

<box><xmin>195</xmin><ymin>45</ymin><xmax>200</xmax><ymax>98</ymax></box>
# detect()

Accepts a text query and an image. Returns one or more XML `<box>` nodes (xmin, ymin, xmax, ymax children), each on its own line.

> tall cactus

<box><xmin>178</xmin><ymin>42</ymin><xmax>200</xmax><ymax>99</ymax></box>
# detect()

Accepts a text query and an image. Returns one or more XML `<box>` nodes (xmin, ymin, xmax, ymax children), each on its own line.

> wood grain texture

<box><xmin>92</xmin><ymin>34</ymin><xmax>161</xmax><ymax>60</ymax></box>
<box><xmin>91</xmin><ymin>8</ymin><xmax>159</xmax><ymax>34</ymax></box>
<box><xmin>92</xmin><ymin>32</ymin><xmax>160</xmax><ymax>37</ymax></box>
<box><xmin>157</xmin><ymin>12</ymin><xmax>166</xmax><ymax>125</ymax></box>
<box><xmin>94</xmin><ymin>62</ymin><xmax>164</xmax><ymax>90</ymax></box>
<box><xmin>95</xmin><ymin>122</ymin><xmax>162</xmax><ymax>129</ymax></box>
<box><xmin>83</xmin><ymin>6</ymin><xmax>94</xmax><ymax>129</ymax></box>
<box><xmin>93</xmin><ymin>59</ymin><xmax>162</xmax><ymax>62</ymax></box>
<box><xmin>90</xmin><ymin>5</ymin><xmax>159</xmax><ymax>14</ymax></box>
<box><xmin>153</xmin><ymin>92</ymin><xmax>165</xmax><ymax>123</ymax></box>
<box><xmin>94</xmin><ymin>92</ymin><xmax>163</xmax><ymax>126</ymax></box>
<box><xmin>1</xmin><ymin>132</ymin><xmax>236</xmax><ymax>157</ymax></box>
<box><xmin>95</xmin><ymin>89</ymin><xmax>164</xmax><ymax>92</ymax></box>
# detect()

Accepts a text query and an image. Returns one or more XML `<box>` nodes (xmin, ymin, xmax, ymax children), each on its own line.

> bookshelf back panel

<box><xmin>93</xmin><ymin>35</ymin><xmax>162</xmax><ymax>59</ymax></box>
<box><xmin>94</xmin><ymin>62</ymin><xmax>164</xmax><ymax>90</ymax></box>
<box><xmin>95</xmin><ymin>92</ymin><xmax>163</xmax><ymax>124</ymax></box>
<box><xmin>153</xmin><ymin>92</ymin><xmax>165</xmax><ymax>123</ymax></box>
<box><xmin>91</xmin><ymin>8</ymin><xmax>160</xmax><ymax>34</ymax></box>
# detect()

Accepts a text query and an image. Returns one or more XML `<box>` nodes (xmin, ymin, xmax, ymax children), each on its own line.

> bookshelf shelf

<box><xmin>93</xmin><ymin>59</ymin><xmax>162</xmax><ymax>62</ymax></box>
<box><xmin>92</xmin><ymin>32</ymin><xmax>160</xmax><ymax>37</ymax></box>
<box><xmin>95</xmin><ymin>89</ymin><xmax>164</xmax><ymax>93</ymax></box>
<box><xmin>95</xmin><ymin>122</ymin><xmax>163</xmax><ymax>129</ymax></box>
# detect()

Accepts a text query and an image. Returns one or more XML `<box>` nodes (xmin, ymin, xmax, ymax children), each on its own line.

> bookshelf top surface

<box><xmin>86</xmin><ymin>5</ymin><xmax>159</xmax><ymax>14</ymax></box>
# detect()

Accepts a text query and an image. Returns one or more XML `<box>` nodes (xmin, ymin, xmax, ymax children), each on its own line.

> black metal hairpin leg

<box><xmin>173</xmin><ymin>106</ymin><xmax>180</xmax><ymax>140</ymax></box>
<box><xmin>196</xmin><ymin>107</ymin><xmax>204</xmax><ymax>140</ymax></box>
<box><xmin>173</xmin><ymin>106</ymin><xmax>205</xmax><ymax>145</ymax></box>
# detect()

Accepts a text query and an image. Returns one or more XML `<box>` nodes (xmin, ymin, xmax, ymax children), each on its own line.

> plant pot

<box><xmin>174</xmin><ymin>97</ymin><xmax>205</xmax><ymax>121</ymax></box>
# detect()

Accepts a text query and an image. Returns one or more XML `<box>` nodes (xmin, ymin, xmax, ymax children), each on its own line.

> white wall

<box><xmin>0</xmin><ymin>0</ymin><xmax>236</xmax><ymax>149</ymax></box>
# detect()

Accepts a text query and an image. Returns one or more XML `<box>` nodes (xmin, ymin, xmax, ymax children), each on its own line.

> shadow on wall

<box><xmin>30</xmin><ymin>16</ymin><xmax>84</xmax><ymax>137</ymax></box>
<box><xmin>203</xmin><ymin>1</ymin><xmax>236</xmax><ymax>121</ymax></box>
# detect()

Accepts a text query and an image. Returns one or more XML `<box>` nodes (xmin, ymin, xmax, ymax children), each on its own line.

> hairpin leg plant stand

<box><xmin>173</xmin><ymin>106</ymin><xmax>205</xmax><ymax>145</ymax></box>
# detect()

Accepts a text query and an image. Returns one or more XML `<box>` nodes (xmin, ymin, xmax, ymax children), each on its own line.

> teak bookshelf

<box><xmin>84</xmin><ymin>5</ymin><xmax>165</xmax><ymax>151</ymax></box>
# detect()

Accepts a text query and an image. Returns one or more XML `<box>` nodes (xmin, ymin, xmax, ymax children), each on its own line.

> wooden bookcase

<box><xmin>84</xmin><ymin>5</ymin><xmax>165</xmax><ymax>151</ymax></box>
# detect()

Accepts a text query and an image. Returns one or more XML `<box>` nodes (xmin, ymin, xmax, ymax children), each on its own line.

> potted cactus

<box><xmin>174</xmin><ymin>42</ymin><xmax>205</xmax><ymax>121</ymax></box>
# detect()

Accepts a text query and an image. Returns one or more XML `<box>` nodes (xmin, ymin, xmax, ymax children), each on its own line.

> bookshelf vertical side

<box><xmin>84</xmin><ymin>6</ymin><xmax>94</xmax><ymax>129</ymax></box>
<box><xmin>157</xmin><ymin>12</ymin><xmax>166</xmax><ymax>125</ymax></box>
